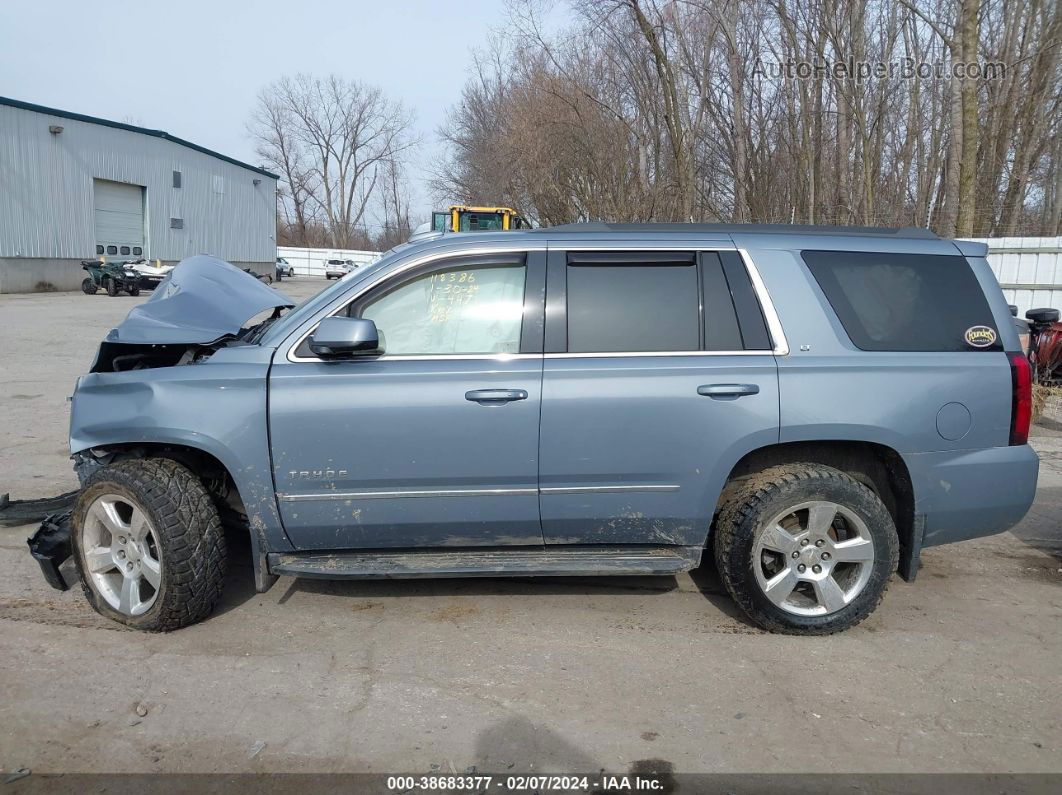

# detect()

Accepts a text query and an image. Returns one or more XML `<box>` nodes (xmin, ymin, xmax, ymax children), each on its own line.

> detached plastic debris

<box><xmin>0</xmin><ymin>490</ymin><xmax>77</xmax><ymax>527</ymax></box>
<box><xmin>27</xmin><ymin>511</ymin><xmax>73</xmax><ymax>591</ymax></box>
<box><xmin>4</xmin><ymin>768</ymin><xmax>31</xmax><ymax>784</ymax></box>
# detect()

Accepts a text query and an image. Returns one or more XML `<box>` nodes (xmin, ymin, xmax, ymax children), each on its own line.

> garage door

<box><xmin>93</xmin><ymin>179</ymin><xmax>144</xmax><ymax>256</ymax></box>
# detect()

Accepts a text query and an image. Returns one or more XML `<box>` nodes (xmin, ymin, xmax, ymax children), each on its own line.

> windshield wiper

<box><xmin>243</xmin><ymin>313</ymin><xmax>282</xmax><ymax>344</ymax></box>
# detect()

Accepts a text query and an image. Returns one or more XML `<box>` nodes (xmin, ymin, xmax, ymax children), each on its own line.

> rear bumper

<box><xmin>906</xmin><ymin>444</ymin><xmax>1039</xmax><ymax>547</ymax></box>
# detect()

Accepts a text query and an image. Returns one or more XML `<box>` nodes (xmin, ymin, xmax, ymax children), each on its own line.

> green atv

<box><xmin>81</xmin><ymin>260</ymin><xmax>141</xmax><ymax>297</ymax></box>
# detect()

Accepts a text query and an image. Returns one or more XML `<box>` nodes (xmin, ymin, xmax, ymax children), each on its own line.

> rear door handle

<box><xmin>697</xmin><ymin>383</ymin><xmax>760</xmax><ymax>399</ymax></box>
<box><xmin>465</xmin><ymin>388</ymin><xmax>528</xmax><ymax>404</ymax></box>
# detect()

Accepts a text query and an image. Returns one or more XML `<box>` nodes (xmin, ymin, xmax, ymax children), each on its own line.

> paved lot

<box><xmin>0</xmin><ymin>279</ymin><xmax>1060</xmax><ymax>776</ymax></box>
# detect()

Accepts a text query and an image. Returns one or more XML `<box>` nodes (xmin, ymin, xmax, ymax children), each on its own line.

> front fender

<box><xmin>69</xmin><ymin>355</ymin><xmax>293</xmax><ymax>561</ymax></box>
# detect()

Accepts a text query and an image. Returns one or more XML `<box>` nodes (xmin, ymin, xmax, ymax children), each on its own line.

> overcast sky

<box><xmin>0</xmin><ymin>0</ymin><xmax>541</xmax><ymax>227</ymax></box>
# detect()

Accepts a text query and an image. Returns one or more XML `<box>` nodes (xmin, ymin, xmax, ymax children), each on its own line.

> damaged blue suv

<box><xmin>43</xmin><ymin>224</ymin><xmax>1038</xmax><ymax>634</ymax></box>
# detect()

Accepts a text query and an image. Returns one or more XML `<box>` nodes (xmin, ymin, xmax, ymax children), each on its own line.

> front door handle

<box><xmin>697</xmin><ymin>383</ymin><xmax>760</xmax><ymax>399</ymax></box>
<box><xmin>465</xmin><ymin>388</ymin><xmax>528</xmax><ymax>404</ymax></box>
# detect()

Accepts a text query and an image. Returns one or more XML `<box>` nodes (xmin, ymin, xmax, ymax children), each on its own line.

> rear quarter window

<box><xmin>802</xmin><ymin>250</ymin><xmax>1002</xmax><ymax>352</ymax></box>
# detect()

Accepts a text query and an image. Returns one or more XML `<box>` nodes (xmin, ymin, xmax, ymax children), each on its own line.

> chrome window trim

<box><xmin>278</xmin><ymin>484</ymin><xmax>679</xmax><ymax>502</ymax></box>
<box><xmin>356</xmin><ymin>353</ymin><xmax>541</xmax><ymax>363</ymax></box>
<box><xmin>544</xmin><ymin>350</ymin><xmax>772</xmax><ymax>359</ymax></box>
<box><xmin>738</xmin><ymin>248</ymin><xmax>790</xmax><ymax>356</ymax></box>
<box><xmin>538</xmin><ymin>485</ymin><xmax>680</xmax><ymax>494</ymax></box>
<box><xmin>283</xmin><ymin>242</ymin><xmax>788</xmax><ymax>363</ymax></box>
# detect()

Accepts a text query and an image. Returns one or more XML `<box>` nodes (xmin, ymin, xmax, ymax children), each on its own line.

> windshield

<box><xmin>457</xmin><ymin>211</ymin><xmax>505</xmax><ymax>231</ymax></box>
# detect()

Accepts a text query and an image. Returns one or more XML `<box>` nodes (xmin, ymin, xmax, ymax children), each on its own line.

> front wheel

<box><xmin>713</xmin><ymin>463</ymin><xmax>898</xmax><ymax>635</ymax></box>
<box><xmin>105</xmin><ymin>277</ymin><xmax>120</xmax><ymax>297</ymax></box>
<box><xmin>127</xmin><ymin>285</ymin><xmax>140</xmax><ymax>296</ymax></box>
<box><xmin>71</xmin><ymin>458</ymin><xmax>227</xmax><ymax>631</ymax></box>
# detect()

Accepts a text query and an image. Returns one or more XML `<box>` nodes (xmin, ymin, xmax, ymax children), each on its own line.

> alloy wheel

<box><xmin>752</xmin><ymin>500</ymin><xmax>875</xmax><ymax>616</ymax></box>
<box><xmin>81</xmin><ymin>493</ymin><xmax>162</xmax><ymax>616</ymax></box>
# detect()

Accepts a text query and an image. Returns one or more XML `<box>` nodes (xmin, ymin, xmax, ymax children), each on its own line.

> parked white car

<box><xmin>324</xmin><ymin>259</ymin><xmax>356</xmax><ymax>279</ymax></box>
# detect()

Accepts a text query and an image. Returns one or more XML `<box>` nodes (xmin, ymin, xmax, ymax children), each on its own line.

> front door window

<box><xmin>360</xmin><ymin>264</ymin><xmax>526</xmax><ymax>355</ymax></box>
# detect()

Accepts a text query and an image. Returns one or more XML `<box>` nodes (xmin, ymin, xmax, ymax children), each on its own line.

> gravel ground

<box><xmin>0</xmin><ymin>279</ymin><xmax>1060</xmax><ymax>777</ymax></box>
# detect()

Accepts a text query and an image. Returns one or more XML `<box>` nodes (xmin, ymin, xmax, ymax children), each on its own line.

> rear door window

<box><xmin>802</xmin><ymin>250</ymin><xmax>1001</xmax><ymax>352</ymax></box>
<box><xmin>566</xmin><ymin>253</ymin><xmax>700</xmax><ymax>353</ymax></box>
<box><xmin>558</xmin><ymin>250</ymin><xmax>772</xmax><ymax>353</ymax></box>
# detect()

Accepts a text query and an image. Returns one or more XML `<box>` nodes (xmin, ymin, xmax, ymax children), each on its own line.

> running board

<box><xmin>268</xmin><ymin>546</ymin><xmax>702</xmax><ymax>580</ymax></box>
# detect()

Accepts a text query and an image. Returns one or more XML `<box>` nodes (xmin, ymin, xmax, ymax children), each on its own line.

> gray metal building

<box><xmin>0</xmin><ymin>97</ymin><xmax>277</xmax><ymax>293</ymax></box>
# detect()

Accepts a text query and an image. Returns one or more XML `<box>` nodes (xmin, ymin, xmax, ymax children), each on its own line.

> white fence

<box><xmin>972</xmin><ymin>237</ymin><xmax>1062</xmax><ymax>316</ymax></box>
<box><xmin>277</xmin><ymin>246</ymin><xmax>381</xmax><ymax>278</ymax></box>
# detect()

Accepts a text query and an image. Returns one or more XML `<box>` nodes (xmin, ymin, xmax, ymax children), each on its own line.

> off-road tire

<box><xmin>713</xmin><ymin>463</ymin><xmax>898</xmax><ymax>635</ymax></box>
<box><xmin>81</xmin><ymin>277</ymin><xmax>97</xmax><ymax>295</ymax></box>
<box><xmin>105</xmin><ymin>277</ymin><xmax>120</xmax><ymax>297</ymax></box>
<box><xmin>72</xmin><ymin>458</ymin><xmax>227</xmax><ymax>631</ymax></box>
<box><xmin>127</xmin><ymin>285</ymin><xmax>140</xmax><ymax>296</ymax></box>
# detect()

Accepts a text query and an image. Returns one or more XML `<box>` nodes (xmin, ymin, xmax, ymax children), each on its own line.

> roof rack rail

<box><xmin>529</xmin><ymin>222</ymin><xmax>939</xmax><ymax>239</ymax></box>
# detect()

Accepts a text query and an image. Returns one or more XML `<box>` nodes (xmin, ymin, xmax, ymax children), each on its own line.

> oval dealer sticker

<box><xmin>964</xmin><ymin>326</ymin><xmax>997</xmax><ymax>348</ymax></box>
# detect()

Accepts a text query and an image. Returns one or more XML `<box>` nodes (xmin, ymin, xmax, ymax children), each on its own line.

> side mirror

<box><xmin>309</xmin><ymin>317</ymin><xmax>382</xmax><ymax>358</ymax></box>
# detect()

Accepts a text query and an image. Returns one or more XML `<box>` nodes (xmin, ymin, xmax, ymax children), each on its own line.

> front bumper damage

<box><xmin>26</xmin><ymin>452</ymin><xmax>113</xmax><ymax>591</ymax></box>
<box><xmin>27</xmin><ymin>511</ymin><xmax>73</xmax><ymax>591</ymax></box>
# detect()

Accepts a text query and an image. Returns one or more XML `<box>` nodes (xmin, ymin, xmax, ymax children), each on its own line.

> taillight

<box><xmin>1009</xmin><ymin>352</ymin><xmax>1032</xmax><ymax>445</ymax></box>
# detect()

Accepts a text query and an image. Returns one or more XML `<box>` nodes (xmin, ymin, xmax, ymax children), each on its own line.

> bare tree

<box><xmin>375</xmin><ymin>157</ymin><xmax>414</xmax><ymax>251</ymax></box>
<box><xmin>250</xmin><ymin>89</ymin><xmax>318</xmax><ymax>244</ymax></box>
<box><xmin>437</xmin><ymin>0</ymin><xmax>1062</xmax><ymax>236</ymax></box>
<box><xmin>250</xmin><ymin>74</ymin><xmax>416</xmax><ymax>248</ymax></box>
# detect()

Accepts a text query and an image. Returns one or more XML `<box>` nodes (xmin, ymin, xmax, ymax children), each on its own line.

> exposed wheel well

<box><xmin>717</xmin><ymin>441</ymin><xmax>919</xmax><ymax>580</ymax></box>
<box><xmin>77</xmin><ymin>443</ymin><xmax>247</xmax><ymax>520</ymax></box>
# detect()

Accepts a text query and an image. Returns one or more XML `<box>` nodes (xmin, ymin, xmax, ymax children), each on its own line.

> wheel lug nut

<box><xmin>800</xmin><ymin>539</ymin><xmax>809</xmax><ymax>546</ymax></box>
<box><xmin>117</xmin><ymin>550</ymin><xmax>126</xmax><ymax>559</ymax></box>
<box><xmin>119</xmin><ymin>536</ymin><xmax>127</xmax><ymax>545</ymax></box>
<box><xmin>815</xmin><ymin>539</ymin><xmax>825</xmax><ymax>547</ymax></box>
<box><xmin>126</xmin><ymin>562</ymin><xmax>133</xmax><ymax>571</ymax></box>
<box><xmin>821</xmin><ymin>552</ymin><xmax>831</xmax><ymax>560</ymax></box>
<box><xmin>813</xmin><ymin>564</ymin><xmax>822</xmax><ymax>573</ymax></box>
<box><xmin>791</xmin><ymin>551</ymin><xmax>799</xmax><ymax>559</ymax></box>
<box><xmin>797</xmin><ymin>564</ymin><xmax>806</xmax><ymax>572</ymax></box>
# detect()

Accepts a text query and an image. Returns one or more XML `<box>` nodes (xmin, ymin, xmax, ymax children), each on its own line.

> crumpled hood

<box><xmin>106</xmin><ymin>255</ymin><xmax>294</xmax><ymax>345</ymax></box>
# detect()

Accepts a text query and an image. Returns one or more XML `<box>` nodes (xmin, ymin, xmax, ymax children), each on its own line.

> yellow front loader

<box><xmin>430</xmin><ymin>206</ymin><xmax>529</xmax><ymax>233</ymax></box>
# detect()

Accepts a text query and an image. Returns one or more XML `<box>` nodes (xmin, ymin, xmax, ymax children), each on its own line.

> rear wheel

<box><xmin>105</xmin><ymin>277</ymin><xmax>120</xmax><ymax>297</ymax></box>
<box><xmin>714</xmin><ymin>463</ymin><xmax>898</xmax><ymax>635</ymax></box>
<box><xmin>71</xmin><ymin>458</ymin><xmax>227</xmax><ymax>631</ymax></box>
<box><xmin>81</xmin><ymin>278</ymin><xmax>97</xmax><ymax>295</ymax></box>
<box><xmin>127</xmin><ymin>285</ymin><xmax>140</xmax><ymax>296</ymax></box>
